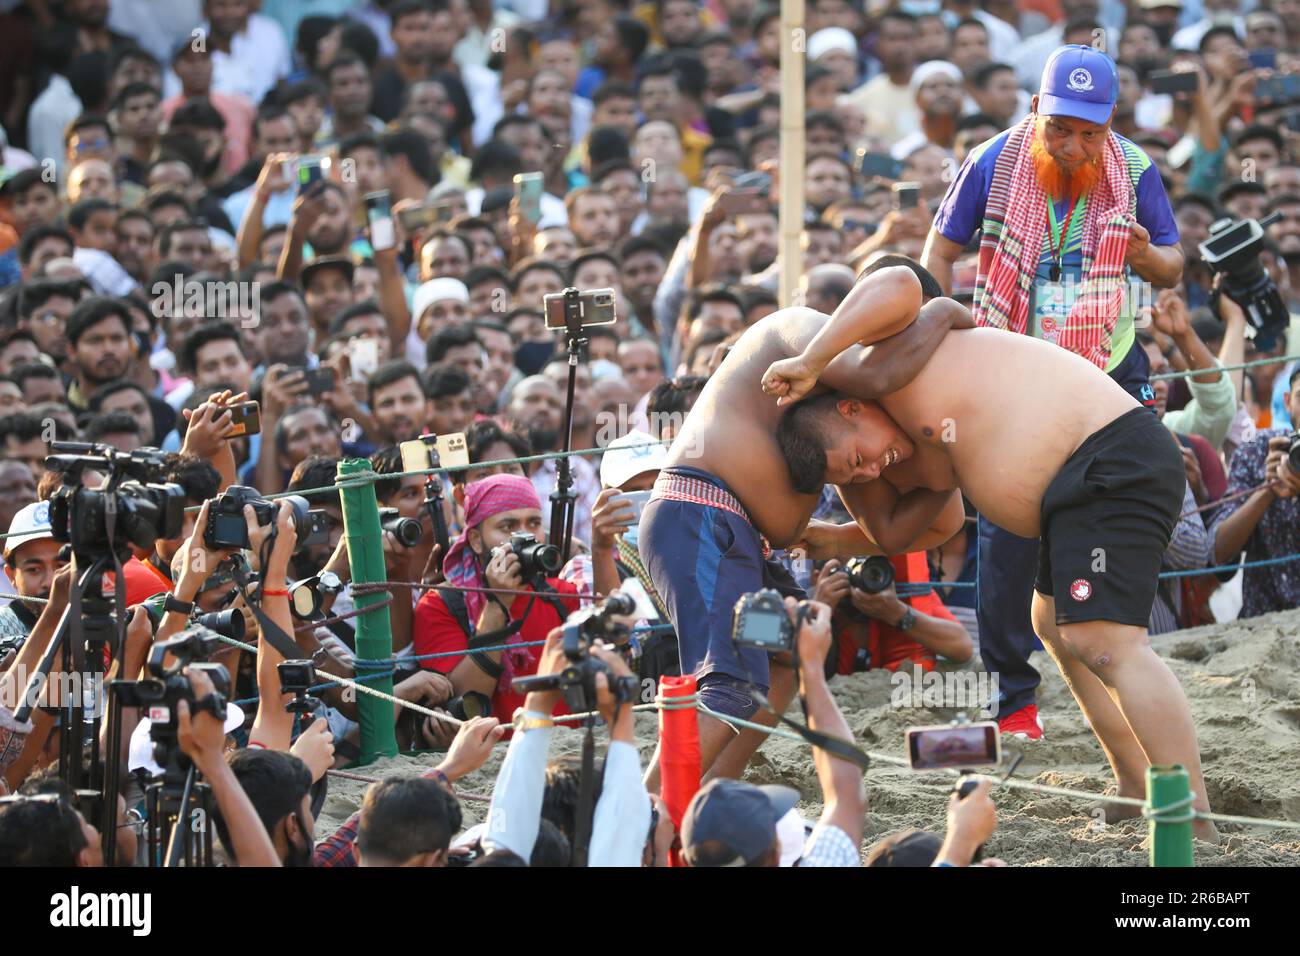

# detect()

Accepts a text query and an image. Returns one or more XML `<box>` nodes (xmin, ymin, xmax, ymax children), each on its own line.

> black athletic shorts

<box><xmin>1034</xmin><ymin>407</ymin><xmax>1185</xmax><ymax>626</ymax></box>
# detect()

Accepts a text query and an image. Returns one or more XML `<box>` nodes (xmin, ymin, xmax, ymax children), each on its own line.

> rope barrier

<box><xmin>1150</xmin><ymin>354</ymin><xmax>1300</xmax><ymax>382</ymax></box>
<box><xmin>1179</xmin><ymin>482</ymin><xmax>1269</xmax><ymax>518</ymax></box>
<box><xmin>0</xmin><ymin>439</ymin><xmax>672</xmax><ymax>540</ymax></box>
<box><xmin>209</xmin><ymin>624</ymin><xmax>1300</xmax><ymax>835</ymax></box>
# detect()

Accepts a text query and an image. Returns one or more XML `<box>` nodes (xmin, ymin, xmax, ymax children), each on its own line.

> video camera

<box><xmin>203</xmin><ymin>485</ymin><xmax>329</xmax><ymax>553</ymax></box>
<box><xmin>277</xmin><ymin>659</ymin><xmax>321</xmax><ymax>720</ymax></box>
<box><xmin>117</xmin><ymin>626</ymin><xmax>232</xmax><ymax>779</ymax></box>
<box><xmin>510</xmin><ymin>531</ymin><xmax>561</xmax><ymax>580</ymax></box>
<box><xmin>44</xmin><ymin>442</ymin><xmax>186</xmax><ymax>558</ymax></box>
<box><xmin>511</xmin><ymin>591</ymin><xmax>641</xmax><ymax>713</ymax></box>
<box><xmin>1198</xmin><ymin>212</ymin><xmax>1290</xmax><ymax>351</ymax></box>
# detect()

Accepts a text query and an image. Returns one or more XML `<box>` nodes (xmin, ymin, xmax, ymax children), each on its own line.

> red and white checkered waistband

<box><xmin>651</xmin><ymin>473</ymin><xmax>771</xmax><ymax>556</ymax></box>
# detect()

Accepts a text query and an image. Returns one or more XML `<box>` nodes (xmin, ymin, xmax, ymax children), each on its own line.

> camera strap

<box><xmin>230</xmin><ymin>562</ymin><xmax>306</xmax><ymax>663</ymax></box>
<box><xmin>747</xmin><ymin>685</ymin><xmax>871</xmax><ymax>772</ymax></box>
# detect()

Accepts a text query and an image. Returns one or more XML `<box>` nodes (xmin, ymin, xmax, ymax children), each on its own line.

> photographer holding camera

<box><xmin>412</xmin><ymin>474</ymin><xmax>580</xmax><ymax>725</ymax></box>
<box><xmin>482</xmin><ymin>627</ymin><xmax>651</xmax><ymax>866</ymax></box>
<box><xmin>812</xmin><ymin>553</ymin><xmax>973</xmax><ymax>675</ymax></box>
<box><xmin>683</xmin><ymin>596</ymin><xmax>865</xmax><ymax>867</ymax></box>
<box><xmin>1210</xmin><ymin>366</ymin><xmax>1300</xmax><ymax>618</ymax></box>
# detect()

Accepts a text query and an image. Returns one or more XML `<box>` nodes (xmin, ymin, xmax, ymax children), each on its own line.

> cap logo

<box><xmin>34</xmin><ymin>502</ymin><xmax>49</xmax><ymax>525</ymax></box>
<box><xmin>1067</xmin><ymin>68</ymin><xmax>1094</xmax><ymax>93</ymax></box>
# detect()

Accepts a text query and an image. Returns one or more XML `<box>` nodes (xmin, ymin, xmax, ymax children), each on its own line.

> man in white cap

<box><xmin>890</xmin><ymin>60</ymin><xmax>965</xmax><ymax>161</ymax></box>
<box><xmin>0</xmin><ymin>501</ymin><xmax>65</xmax><ymax>648</ymax></box>
<box><xmin>406</xmin><ymin>277</ymin><xmax>471</xmax><ymax>366</ymax></box>
<box><xmin>807</xmin><ymin>27</ymin><xmax>860</xmax><ymax>92</ymax></box>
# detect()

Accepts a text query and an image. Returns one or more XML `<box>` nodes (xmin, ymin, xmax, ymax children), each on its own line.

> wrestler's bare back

<box><xmin>665</xmin><ymin>308</ymin><xmax>829</xmax><ymax>547</ymax></box>
<box><xmin>879</xmin><ymin>327</ymin><xmax>1140</xmax><ymax>538</ymax></box>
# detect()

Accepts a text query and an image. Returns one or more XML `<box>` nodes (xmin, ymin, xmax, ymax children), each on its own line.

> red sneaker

<box><xmin>998</xmin><ymin>704</ymin><xmax>1044</xmax><ymax>740</ymax></box>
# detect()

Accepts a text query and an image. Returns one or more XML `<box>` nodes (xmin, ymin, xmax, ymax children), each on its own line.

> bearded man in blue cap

<box><xmin>920</xmin><ymin>45</ymin><xmax>1186</xmax><ymax>742</ymax></box>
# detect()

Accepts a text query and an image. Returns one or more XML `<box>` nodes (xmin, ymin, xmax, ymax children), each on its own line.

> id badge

<box><xmin>1030</xmin><ymin>279</ymin><xmax>1075</xmax><ymax>344</ymax></box>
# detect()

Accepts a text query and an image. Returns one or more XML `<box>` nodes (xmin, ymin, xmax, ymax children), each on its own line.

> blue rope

<box><xmin>875</xmin><ymin>551</ymin><xmax>1300</xmax><ymax>594</ymax></box>
<box><xmin>1156</xmin><ymin>552</ymin><xmax>1300</xmax><ymax>579</ymax></box>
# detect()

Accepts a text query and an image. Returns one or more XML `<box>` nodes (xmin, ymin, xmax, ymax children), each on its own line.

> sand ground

<box><xmin>317</xmin><ymin>609</ymin><xmax>1300</xmax><ymax>866</ymax></box>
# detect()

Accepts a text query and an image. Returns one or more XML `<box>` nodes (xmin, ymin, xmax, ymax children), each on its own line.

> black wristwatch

<box><xmin>163</xmin><ymin>594</ymin><xmax>195</xmax><ymax>616</ymax></box>
<box><xmin>895</xmin><ymin>607</ymin><xmax>917</xmax><ymax>632</ymax></box>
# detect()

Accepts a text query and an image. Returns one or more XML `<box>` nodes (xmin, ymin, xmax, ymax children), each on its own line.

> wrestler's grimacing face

<box><xmin>822</xmin><ymin>402</ymin><xmax>914</xmax><ymax>485</ymax></box>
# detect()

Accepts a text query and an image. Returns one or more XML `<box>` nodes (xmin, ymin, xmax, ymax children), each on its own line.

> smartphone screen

<box><xmin>297</xmin><ymin>155</ymin><xmax>329</xmax><ymax>193</ymax></box>
<box><xmin>611</xmin><ymin>489</ymin><xmax>652</xmax><ymax>521</ymax></box>
<box><xmin>906</xmin><ymin>722</ymin><xmax>1000</xmax><ymax>771</ymax></box>
<box><xmin>893</xmin><ymin>182</ymin><xmax>921</xmax><ymax>210</ymax></box>
<box><xmin>304</xmin><ymin>367</ymin><xmax>337</xmax><ymax>395</ymax></box>
<box><xmin>398</xmin><ymin>204</ymin><xmax>436</xmax><ymax>232</ymax></box>
<box><xmin>364</xmin><ymin>190</ymin><xmax>394</xmax><ymax>251</ymax></box>
<box><xmin>514</xmin><ymin>172</ymin><xmax>544</xmax><ymax>224</ymax></box>
<box><xmin>350</xmin><ymin>337</ymin><xmax>379</xmax><ymax>381</ymax></box>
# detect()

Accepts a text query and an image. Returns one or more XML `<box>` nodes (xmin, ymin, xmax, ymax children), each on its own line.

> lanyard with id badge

<box><xmin>1030</xmin><ymin>196</ymin><xmax>1082</xmax><ymax>345</ymax></box>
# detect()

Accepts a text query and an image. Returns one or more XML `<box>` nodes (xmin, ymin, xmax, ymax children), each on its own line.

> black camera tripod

<box><xmin>549</xmin><ymin>287</ymin><xmax>589</xmax><ymax>564</ymax></box>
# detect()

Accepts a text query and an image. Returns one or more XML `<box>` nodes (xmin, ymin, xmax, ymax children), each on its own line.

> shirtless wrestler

<box><xmin>639</xmin><ymin>262</ymin><xmax>970</xmax><ymax>787</ymax></box>
<box><xmin>764</xmin><ymin>258</ymin><xmax>1215</xmax><ymax>839</ymax></box>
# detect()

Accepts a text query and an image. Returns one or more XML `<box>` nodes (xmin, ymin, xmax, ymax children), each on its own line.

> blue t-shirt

<box><xmin>933</xmin><ymin>130</ymin><xmax>1179</xmax><ymax>370</ymax></box>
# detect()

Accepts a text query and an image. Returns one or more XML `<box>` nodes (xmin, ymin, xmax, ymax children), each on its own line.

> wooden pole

<box><xmin>779</xmin><ymin>0</ymin><xmax>805</xmax><ymax>307</ymax></box>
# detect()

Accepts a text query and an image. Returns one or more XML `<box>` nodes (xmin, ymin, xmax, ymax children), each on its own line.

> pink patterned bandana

<box><xmin>442</xmin><ymin>473</ymin><xmax>542</xmax><ymax>628</ymax></box>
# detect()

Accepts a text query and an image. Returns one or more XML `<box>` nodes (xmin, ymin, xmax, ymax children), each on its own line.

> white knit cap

<box><xmin>412</xmin><ymin>277</ymin><xmax>470</xmax><ymax>323</ymax></box>
<box><xmin>910</xmin><ymin>59</ymin><xmax>963</xmax><ymax>93</ymax></box>
<box><xmin>808</xmin><ymin>27</ymin><xmax>857</xmax><ymax>61</ymax></box>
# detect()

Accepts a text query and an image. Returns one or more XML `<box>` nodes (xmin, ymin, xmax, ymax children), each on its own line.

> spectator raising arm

<box><xmin>1150</xmin><ymin>289</ymin><xmax>1237</xmax><ymax>450</ymax></box>
<box><xmin>246</xmin><ymin>500</ymin><xmax>300</xmax><ymax>751</ymax></box>
<box><xmin>792</xmin><ymin>598</ymin><xmax>866</xmax><ymax>856</ymax></box>
<box><xmin>932</xmin><ymin>778</ymin><xmax>998</xmax><ymax>867</ymax></box>
<box><xmin>586</xmin><ymin>644</ymin><xmax>651</xmax><ymax>867</ymax></box>
<box><xmin>237</xmin><ymin>153</ymin><xmax>294</xmax><ymax>270</ymax></box>
<box><xmin>374</xmin><ymin>244</ymin><xmax>413</xmax><ymax>361</ymax></box>
<box><xmin>177</xmin><ymin>666</ymin><xmax>281</xmax><ymax>868</ymax></box>
<box><xmin>483</xmin><ymin>628</ymin><xmax>566</xmax><ymax>861</ymax></box>
<box><xmin>278</xmin><ymin>181</ymin><xmax>331</xmax><ymax>284</ymax></box>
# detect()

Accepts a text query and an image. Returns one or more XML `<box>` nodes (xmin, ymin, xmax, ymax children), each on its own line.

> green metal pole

<box><xmin>1147</xmin><ymin>765</ymin><xmax>1195</xmax><ymax>868</ymax></box>
<box><xmin>337</xmin><ymin>458</ymin><xmax>398</xmax><ymax>762</ymax></box>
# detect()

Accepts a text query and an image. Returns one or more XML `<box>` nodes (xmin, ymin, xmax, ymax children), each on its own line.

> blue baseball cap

<box><xmin>681</xmin><ymin>779</ymin><xmax>800</xmax><ymax>866</ymax></box>
<box><xmin>1039</xmin><ymin>44</ymin><xmax>1118</xmax><ymax>126</ymax></box>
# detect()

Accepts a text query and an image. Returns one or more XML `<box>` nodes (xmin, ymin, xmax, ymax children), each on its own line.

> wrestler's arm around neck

<box><xmin>761</xmin><ymin>268</ymin><xmax>972</xmax><ymax>406</ymax></box>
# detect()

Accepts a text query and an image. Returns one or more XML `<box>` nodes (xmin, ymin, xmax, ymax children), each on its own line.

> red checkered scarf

<box><xmin>972</xmin><ymin>114</ymin><xmax>1136</xmax><ymax>369</ymax></box>
<box><xmin>443</xmin><ymin>474</ymin><xmax>543</xmax><ymax>679</ymax></box>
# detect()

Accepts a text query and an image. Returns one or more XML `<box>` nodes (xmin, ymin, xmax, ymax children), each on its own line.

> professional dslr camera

<box><xmin>1198</xmin><ymin>212</ymin><xmax>1290</xmax><ymax>351</ymax></box>
<box><xmin>510</xmin><ymin>531</ymin><xmax>561</xmax><ymax>579</ymax></box>
<box><xmin>511</xmin><ymin>591</ymin><xmax>641</xmax><ymax>713</ymax></box>
<box><xmin>732</xmin><ymin>588</ymin><xmax>810</xmax><ymax>653</ymax></box>
<box><xmin>844</xmin><ymin>555</ymin><xmax>895</xmax><ymax>594</ymax></box>
<box><xmin>44</xmin><ymin>442</ymin><xmax>186</xmax><ymax>559</ymax></box>
<box><xmin>203</xmin><ymin>485</ymin><xmax>329</xmax><ymax>552</ymax></box>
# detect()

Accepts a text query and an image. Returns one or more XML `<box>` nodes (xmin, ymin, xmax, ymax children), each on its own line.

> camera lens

<box><xmin>194</xmin><ymin>608</ymin><xmax>245</xmax><ymax>642</ymax></box>
<box><xmin>380</xmin><ymin>510</ymin><xmax>423</xmax><ymax>547</ymax></box>
<box><xmin>846</xmin><ymin>555</ymin><xmax>895</xmax><ymax>594</ymax></box>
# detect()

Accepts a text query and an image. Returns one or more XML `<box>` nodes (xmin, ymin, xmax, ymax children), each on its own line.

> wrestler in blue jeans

<box><xmin>639</xmin><ymin>466</ymin><xmax>804</xmax><ymax>783</ymax></box>
<box><xmin>979</xmin><ymin>343</ymin><xmax>1157</xmax><ymax>734</ymax></box>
